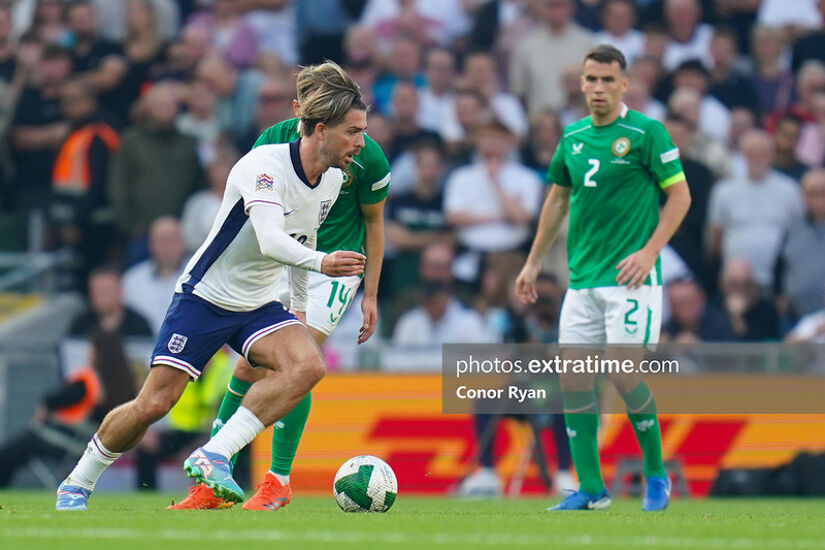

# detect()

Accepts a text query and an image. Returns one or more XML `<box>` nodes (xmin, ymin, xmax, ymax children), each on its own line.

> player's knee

<box><xmin>136</xmin><ymin>391</ymin><xmax>178</xmax><ymax>424</ymax></box>
<box><xmin>293</xmin><ymin>353</ymin><xmax>326</xmax><ymax>392</ymax></box>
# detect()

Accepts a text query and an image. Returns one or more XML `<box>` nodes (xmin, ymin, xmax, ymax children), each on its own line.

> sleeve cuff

<box><xmin>659</xmin><ymin>172</ymin><xmax>686</xmax><ymax>189</ymax></box>
<box><xmin>313</xmin><ymin>251</ymin><xmax>326</xmax><ymax>272</ymax></box>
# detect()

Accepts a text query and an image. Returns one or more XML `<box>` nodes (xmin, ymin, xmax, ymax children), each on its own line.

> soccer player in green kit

<box><xmin>515</xmin><ymin>45</ymin><xmax>691</xmax><ymax>511</ymax></box>
<box><xmin>170</xmin><ymin>62</ymin><xmax>390</xmax><ymax>510</ymax></box>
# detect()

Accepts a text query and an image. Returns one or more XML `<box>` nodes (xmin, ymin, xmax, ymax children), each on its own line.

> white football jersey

<box><xmin>176</xmin><ymin>142</ymin><xmax>344</xmax><ymax>311</ymax></box>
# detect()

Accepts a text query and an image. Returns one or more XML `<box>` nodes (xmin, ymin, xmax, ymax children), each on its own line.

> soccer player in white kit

<box><xmin>56</xmin><ymin>65</ymin><xmax>369</xmax><ymax>510</ymax></box>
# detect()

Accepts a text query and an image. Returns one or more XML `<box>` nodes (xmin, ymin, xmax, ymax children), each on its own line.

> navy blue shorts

<box><xmin>151</xmin><ymin>292</ymin><xmax>301</xmax><ymax>379</ymax></box>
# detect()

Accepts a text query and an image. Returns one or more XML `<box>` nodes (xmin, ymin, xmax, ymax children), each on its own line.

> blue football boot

<box><xmin>183</xmin><ymin>447</ymin><xmax>245</xmax><ymax>504</ymax></box>
<box><xmin>548</xmin><ymin>489</ymin><xmax>611</xmax><ymax>511</ymax></box>
<box><xmin>642</xmin><ymin>476</ymin><xmax>671</xmax><ymax>511</ymax></box>
<box><xmin>55</xmin><ymin>480</ymin><xmax>92</xmax><ymax>511</ymax></box>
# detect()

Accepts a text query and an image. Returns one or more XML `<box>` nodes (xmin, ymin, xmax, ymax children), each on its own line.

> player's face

<box><xmin>581</xmin><ymin>60</ymin><xmax>627</xmax><ymax>120</ymax></box>
<box><xmin>321</xmin><ymin>108</ymin><xmax>367</xmax><ymax>170</ymax></box>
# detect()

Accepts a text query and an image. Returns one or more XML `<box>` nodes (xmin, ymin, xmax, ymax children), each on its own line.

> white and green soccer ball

<box><xmin>333</xmin><ymin>455</ymin><xmax>397</xmax><ymax>512</ymax></box>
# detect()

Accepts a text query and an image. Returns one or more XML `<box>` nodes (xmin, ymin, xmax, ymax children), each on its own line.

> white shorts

<box><xmin>558</xmin><ymin>286</ymin><xmax>662</xmax><ymax>347</ymax></box>
<box><xmin>278</xmin><ymin>271</ymin><xmax>362</xmax><ymax>336</ymax></box>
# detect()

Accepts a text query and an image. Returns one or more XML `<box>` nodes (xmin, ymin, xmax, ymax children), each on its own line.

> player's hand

<box><xmin>616</xmin><ymin>248</ymin><xmax>658</xmax><ymax>289</ymax></box>
<box><xmin>358</xmin><ymin>295</ymin><xmax>378</xmax><ymax>344</ymax></box>
<box><xmin>515</xmin><ymin>261</ymin><xmax>541</xmax><ymax>304</ymax></box>
<box><xmin>293</xmin><ymin>310</ymin><xmax>307</xmax><ymax>325</ymax></box>
<box><xmin>321</xmin><ymin>251</ymin><xmax>366</xmax><ymax>277</ymax></box>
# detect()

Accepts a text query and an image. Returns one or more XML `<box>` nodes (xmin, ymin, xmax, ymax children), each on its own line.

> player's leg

<box><xmin>57</xmin><ymin>366</ymin><xmax>190</xmax><ymax>510</ymax></box>
<box><xmin>184</xmin><ymin>314</ymin><xmax>325</xmax><ymax>503</ymax></box>
<box><xmin>604</xmin><ymin>285</ymin><xmax>669</xmax><ymax>511</ymax></box>
<box><xmin>245</xmin><ymin>273</ymin><xmax>360</xmax><ymax>510</ymax></box>
<box><xmin>550</xmin><ymin>288</ymin><xmax>611</xmax><ymax>511</ymax></box>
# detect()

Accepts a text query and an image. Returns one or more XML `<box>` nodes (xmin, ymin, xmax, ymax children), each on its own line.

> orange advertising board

<box><xmin>251</xmin><ymin>374</ymin><xmax>825</xmax><ymax>496</ymax></box>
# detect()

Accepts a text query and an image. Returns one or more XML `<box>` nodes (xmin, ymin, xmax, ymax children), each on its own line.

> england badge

<box><xmin>168</xmin><ymin>333</ymin><xmax>188</xmax><ymax>353</ymax></box>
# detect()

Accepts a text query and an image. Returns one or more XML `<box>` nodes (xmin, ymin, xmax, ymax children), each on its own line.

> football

<box><xmin>333</xmin><ymin>455</ymin><xmax>398</xmax><ymax>512</ymax></box>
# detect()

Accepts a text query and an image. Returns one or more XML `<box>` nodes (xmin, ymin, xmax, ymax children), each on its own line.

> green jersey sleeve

<box><xmin>355</xmin><ymin>134</ymin><xmax>391</xmax><ymax>204</ymax></box>
<box><xmin>547</xmin><ymin>137</ymin><xmax>572</xmax><ymax>186</ymax></box>
<box><xmin>645</xmin><ymin>121</ymin><xmax>685</xmax><ymax>189</ymax></box>
<box><xmin>253</xmin><ymin>118</ymin><xmax>301</xmax><ymax>148</ymax></box>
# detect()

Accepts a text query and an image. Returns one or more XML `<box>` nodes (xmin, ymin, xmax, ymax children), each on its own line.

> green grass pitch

<box><xmin>1</xmin><ymin>491</ymin><xmax>823</xmax><ymax>550</ymax></box>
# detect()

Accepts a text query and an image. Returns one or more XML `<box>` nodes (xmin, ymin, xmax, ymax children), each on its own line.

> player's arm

<box><xmin>515</xmin><ymin>184</ymin><xmax>571</xmax><ymax>303</ymax></box>
<box><xmin>247</xmin><ymin>203</ymin><xmax>365</xmax><ymax>277</ymax></box>
<box><xmin>616</xmin><ymin>179</ymin><xmax>691</xmax><ymax>288</ymax></box>
<box><xmin>358</xmin><ymin>199</ymin><xmax>386</xmax><ymax>344</ymax></box>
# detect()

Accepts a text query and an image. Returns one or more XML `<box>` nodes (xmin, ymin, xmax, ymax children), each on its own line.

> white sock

<box><xmin>270</xmin><ymin>471</ymin><xmax>290</xmax><ymax>485</ymax></box>
<box><xmin>66</xmin><ymin>434</ymin><xmax>122</xmax><ymax>491</ymax></box>
<box><xmin>202</xmin><ymin>406</ymin><xmax>264</xmax><ymax>459</ymax></box>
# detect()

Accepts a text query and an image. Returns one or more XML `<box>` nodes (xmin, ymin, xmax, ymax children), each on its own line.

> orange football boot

<box><xmin>241</xmin><ymin>472</ymin><xmax>292</xmax><ymax>511</ymax></box>
<box><xmin>166</xmin><ymin>483</ymin><xmax>234</xmax><ymax>510</ymax></box>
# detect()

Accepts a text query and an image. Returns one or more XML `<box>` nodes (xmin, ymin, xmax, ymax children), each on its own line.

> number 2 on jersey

<box><xmin>584</xmin><ymin>159</ymin><xmax>599</xmax><ymax>187</ymax></box>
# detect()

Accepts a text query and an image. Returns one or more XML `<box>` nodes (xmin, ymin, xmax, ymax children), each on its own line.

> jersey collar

<box><xmin>620</xmin><ymin>103</ymin><xmax>629</xmax><ymax>118</ymax></box>
<box><xmin>289</xmin><ymin>138</ymin><xmax>321</xmax><ymax>189</ymax></box>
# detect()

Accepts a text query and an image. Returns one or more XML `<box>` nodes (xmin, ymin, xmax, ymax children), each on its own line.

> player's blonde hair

<box><xmin>296</xmin><ymin>61</ymin><xmax>366</xmax><ymax>136</ymax></box>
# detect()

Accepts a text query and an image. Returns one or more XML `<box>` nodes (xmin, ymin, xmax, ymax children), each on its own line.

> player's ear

<box><xmin>316</xmin><ymin>122</ymin><xmax>327</xmax><ymax>139</ymax></box>
<box><xmin>292</xmin><ymin>99</ymin><xmax>301</xmax><ymax>117</ymax></box>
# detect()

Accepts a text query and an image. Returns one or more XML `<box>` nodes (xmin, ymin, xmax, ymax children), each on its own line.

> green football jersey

<box><xmin>253</xmin><ymin>118</ymin><xmax>391</xmax><ymax>253</ymax></box>
<box><xmin>547</xmin><ymin>106</ymin><xmax>685</xmax><ymax>289</ymax></box>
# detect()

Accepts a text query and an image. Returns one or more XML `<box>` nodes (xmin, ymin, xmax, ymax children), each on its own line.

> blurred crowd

<box><xmin>1</xmin><ymin>0</ymin><xmax>824</xmax><ymax>357</ymax></box>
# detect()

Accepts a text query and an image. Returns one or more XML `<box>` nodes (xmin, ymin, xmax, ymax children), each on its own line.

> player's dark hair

<box><xmin>584</xmin><ymin>44</ymin><xmax>627</xmax><ymax>72</ymax></box>
<box><xmin>297</xmin><ymin>61</ymin><xmax>366</xmax><ymax>137</ymax></box>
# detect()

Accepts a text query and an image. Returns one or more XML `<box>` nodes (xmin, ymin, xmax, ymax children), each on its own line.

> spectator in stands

<box><xmin>136</xmin><ymin>347</ymin><xmax>233</xmax><ymax>490</ymax></box>
<box><xmin>662</xmin><ymin>0</ymin><xmax>713</xmax><ymax>70</ymax></box>
<box><xmin>117</xmin><ymin>0</ymin><xmax>169</xmax><ymax>126</ymax></box>
<box><xmin>186</xmin><ymin>0</ymin><xmax>258</xmax><ymax>70</ymax></box>
<box><xmin>778</xmin><ymin>169</ymin><xmax>825</xmax><ymax>320</ymax></box>
<box><xmin>661</xmin><ymin>277</ymin><xmax>728</xmax><ymax>343</ymax></box>
<box><xmin>369</xmin><ymin>0</ymin><xmax>448</xmax><ymax>52</ymax></box>
<box><xmin>462</xmin><ymin>50</ymin><xmax>527</xmax><ymax>140</ymax></box>
<box><xmin>0</xmin><ymin>329</ymin><xmax>138</xmax><ymax>488</ymax></box>
<box><xmin>149</xmin><ymin>23</ymin><xmax>210</xmax><ymax>82</ymax></box>
<box><xmin>360</xmin><ymin>0</ymin><xmax>470</xmax><ymax>48</ymax></box>
<box><xmin>467</xmin><ymin>0</ymin><xmax>534</xmax><ymax>60</ymax></box>
<box><xmin>180</xmin><ymin>142</ymin><xmax>237</xmax><ymax>252</ymax></box>
<box><xmin>341</xmin><ymin>25</ymin><xmax>380</xmax><ymax>106</ymax></box>
<box><xmin>708</xmin><ymin>26</ymin><xmax>759</xmax><ymax>114</ymax></box>
<box><xmin>372</xmin><ymin>36</ymin><xmax>426</xmax><ymax>115</ymax></box>
<box><xmin>442</xmin><ymin>87</ymin><xmax>490</xmax><ymax>166</ymax></box>
<box><xmin>295</xmin><ymin>0</ymin><xmax>366</xmax><ymax>64</ymax></box>
<box><xmin>386</xmin><ymin>141</ymin><xmax>451</xmax><ymax>294</ymax></box>
<box><xmin>49</xmin><ymin>77</ymin><xmax>120</xmax><ymax>280</ymax></box>
<box><xmin>0</xmin><ymin>4</ymin><xmax>16</xmax><ymax>82</ymax></box>
<box><xmin>194</xmin><ymin>51</ymin><xmax>261</xmax><ymax>142</ymax></box>
<box><xmin>667</xmin><ymin>86</ymin><xmax>731</xmax><ymax>178</ymax></box>
<box><xmin>520</xmin><ymin>108</ymin><xmax>561</xmax><ymax>176</ymax></box>
<box><xmin>65</xmin><ymin>1</ymin><xmax>128</xmax><ymax>124</ymax></box>
<box><xmin>727</xmin><ymin>106</ymin><xmax>757</xmax><ymax>177</ymax></box>
<box><xmin>392</xmin><ymin>242</ymin><xmax>490</xmax><ymax>345</ymax></box>
<box><xmin>641</xmin><ymin>23</ymin><xmax>669</xmax><ymax>68</ymax></box>
<box><xmin>790</xmin><ymin>0</ymin><xmax>825</xmax><ymax>72</ymax></box>
<box><xmin>444</xmin><ymin>120</ymin><xmax>543</xmax><ymax>282</ymax></box>
<box><xmin>108</xmin><ymin>82</ymin><xmax>201</xmax><ymax>265</ymax></box>
<box><xmin>176</xmin><ymin>79</ymin><xmax>219</xmax><ymax>162</ymax></box>
<box><xmin>243</xmin><ymin>0</ymin><xmax>298</xmax><ymax>66</ymax></box>
<box><xmin>68</xmin><ymin>264</ymin><xmax>153</xmax><ymax>340</ymax></box>
<box><xmin>387</xmin><ymin>81</ymin><xmax>441</xmax><ymax>162</ymax></box>
<box><xmin>773</xmin><ymin>115</ymin><xmax>808</xmax><ymax>183</ymax></box>
<box><xmin>785</xmin><ymin>284</ymin><xmax>825</xmax><ymax>343</ymax></box>
<box><xmin>10</xmin><ymin>44</ymin><xmax>71</xmax><ymax>216</ymax></box>
<box><xmin>509</xmin><ymin>0</ymin><xmax>593</xmax><ymax>114</ymax></box>
<box><xmin>625</xmin><ymin>71</ymin><xmax>666</xmax><ymax>121</ymax></box>
<box><xmin>751</xmin><ymin>25</ymin><xmax>795</xmax><ymax>117</ymax></box>
<box><xmin>558</xmin><ymin>63</ymin><xmax>589</xmax><ymax>126</ymax></box>
<box><xmin>24</xmin><ymin>0</ymin><xmax>68</xmax><ymax>46</ymax></box>
<box><xmin>706</xmin><ymin>258</ymin><xmax>781</xmax><ymax>342</ymax></box>
<box><xmin>758</xmin><ymin>0</ymin><xmax>821</xmax><ymax>38</ymax></box>
<box><xmin>672</xmin><ymin>59</ymin><xmax>730</xmax><ymax>142</ymax></box>
<box><xmin>708</xmin><ymin>129</ymin><xmax>804</xmax><ymax>290</ymax></box>
<box><xmin>796</xmin><ymin>90</ymin><xmax>825</xmax><ymax>168</ymax></box>
<box><xmin>234</xmin><ymin>75</ymin><xmax>294</xmax><ymax>154</ymax></box>
<box><xmin>122</xmin><ymin>216</ymin><xmax>187</xmax><ymax>335</ymax></box>
<box><xmin>663</xmin><ymin>113</ymin><xmax>715</xmax><ymax>290</ymax></box>
<box><xmin>417</xmin><ymin>47</ymin><xmax>456</xmax><ymax>136</ymax></box>
<box><xmin>779</xmin><ymin>60</ymin><xmax>825</xmax><ymax>127</ymax></box>
<box><xmin>594</xmin><ymin>0</ymin><xmax>644</xmax><ymax>65</ymax></box>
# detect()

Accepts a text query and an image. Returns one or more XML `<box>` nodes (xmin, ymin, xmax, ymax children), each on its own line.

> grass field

<box><xmin>1</xmin><ymin>492</ymin><xmax>824</xmax><ymax>550</ymax></box>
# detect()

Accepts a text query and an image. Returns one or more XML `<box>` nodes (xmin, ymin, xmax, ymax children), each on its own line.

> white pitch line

<box><xmin>1</xmin><ymin>527</ymin><xmax>824</xmax><ymax>549</ymax></box>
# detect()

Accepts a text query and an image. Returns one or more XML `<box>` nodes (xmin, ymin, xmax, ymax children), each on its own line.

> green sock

<box><xmin>270</xmin><ymin>392</ymin><xmax>311</xmax><ymax>476</ymax></box>
<box><xmin>562</xmin><ymin>389</ymin><xmax>605</xmax><ymax>494</ymax></box>
<box><xmin>622</xmin><ymin>381</ymin><xmax>667</xmax><ymax>479</ymax></box>
<box><xmin>211</xmin><ymin>376</ymin><xmax>252</xmax><ymax>466</ymax></box>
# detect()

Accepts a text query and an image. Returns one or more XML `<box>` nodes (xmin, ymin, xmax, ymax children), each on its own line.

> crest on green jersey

<box><xmin>342</xmin><ymin>168</ymin><xmax>354</xmax><ymax>189</ymax></box>
<box><xmin>612</xmin><ymin>137</ymin><xmax>630</xmax><ymax>157</ymax></box>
